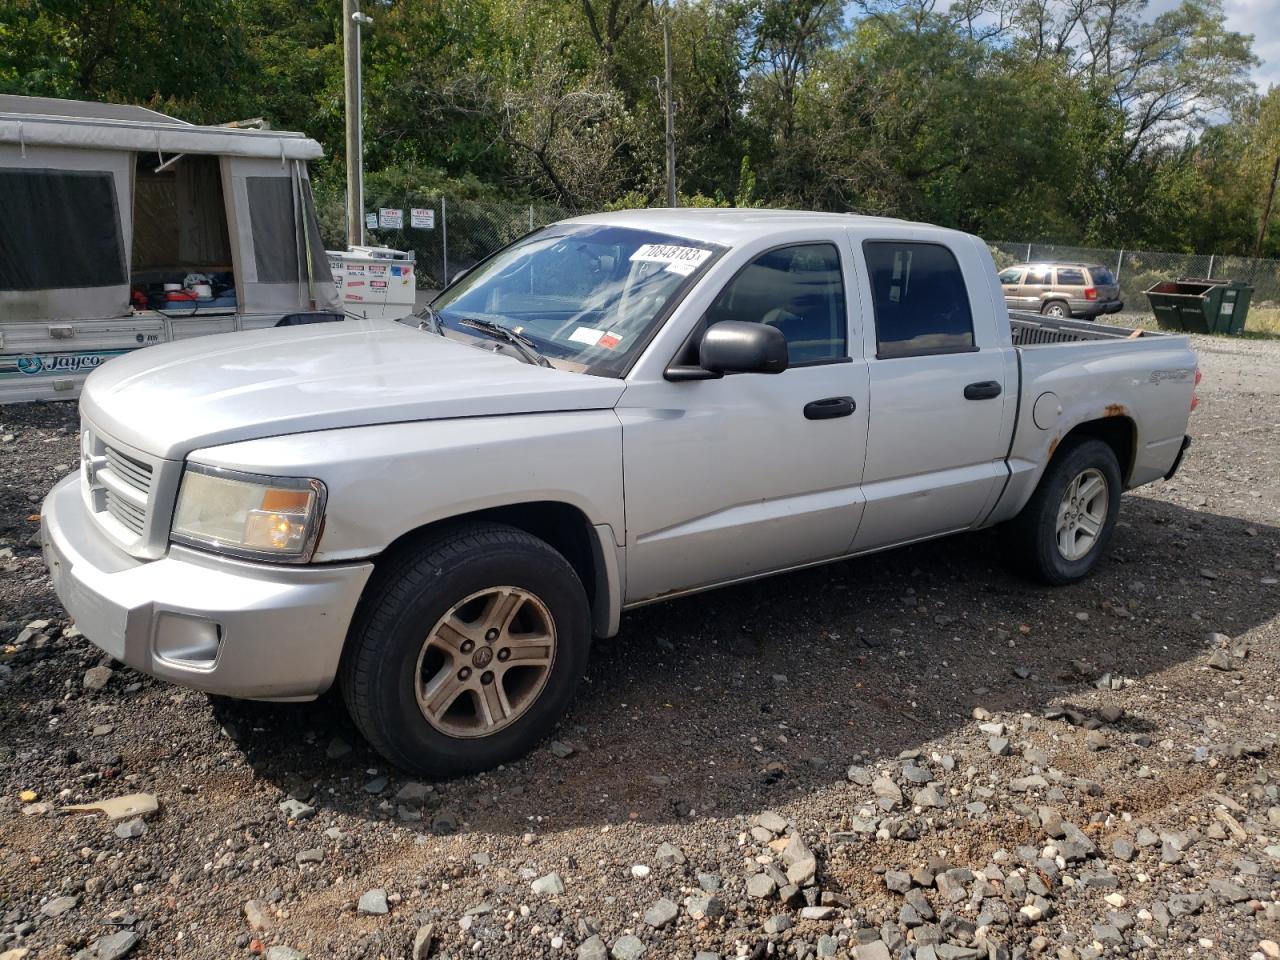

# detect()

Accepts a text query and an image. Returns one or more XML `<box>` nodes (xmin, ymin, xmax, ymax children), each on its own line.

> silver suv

<box><xmin>999</xmin><ymin>262</ymin><xmax>1123</xmax><ymax>319</ymax></box>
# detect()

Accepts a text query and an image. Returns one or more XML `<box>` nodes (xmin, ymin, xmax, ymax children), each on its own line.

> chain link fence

<box><xmin>313</xmin><ymin>186</ymin><xmax>1280</xmax><ymax>327</ymax></box>
<box><xmin>313</xmin><ymin>190</ymin><xmax>574</xmax><ymax>291</ymax></box>
<box><xmin>990</xmin><ymin>241</ymin><xmax>1280</xmax><ymax>319</ymax></box>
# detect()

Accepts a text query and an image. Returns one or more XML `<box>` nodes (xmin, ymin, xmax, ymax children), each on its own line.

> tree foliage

<box><xmin>0</xmin><ymin>0</ymin><xmax>1273</xmax><ymax>254</ymax></box>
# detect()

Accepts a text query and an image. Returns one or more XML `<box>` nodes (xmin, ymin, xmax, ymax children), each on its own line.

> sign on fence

<box><xmin>364</xmin><ymin>212</ymin><xmax>378</xmax><ymax>231</ymax></box>
<box><xmin>378</xmin><ymin>208</ymin><xmax>404</xmax><ymax>229</ymax></box>
<box><xmin>411</xmin><ymin>208</ymin><xmax>435</xmax><ymax>230</ymax></box>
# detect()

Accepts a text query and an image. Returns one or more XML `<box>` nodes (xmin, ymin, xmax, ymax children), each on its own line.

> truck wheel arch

<box><xmin>1051</xmin><ymin>414</ymin><xmax>1136</xmax><ymax>487</ymax></box>
<box><xmin>365</xmin><ymin>501</ymin><xmax>618</xmax><ymax>637</ymax></box>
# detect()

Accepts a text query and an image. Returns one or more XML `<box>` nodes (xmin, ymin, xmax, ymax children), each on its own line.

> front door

<box><xmin>852</xmin><ymin>237</ymin><xmax>1013</xmax><ymax>551</ymax></box>
<box><xmin>619</xmin><ymin>241</ymin><xmax>870</xmax><ymax>603</ymax></box>
<box><xmin>998</xmin><ymin>266</ymin><xmax>1025</xmax><ymax>310</ymax></box>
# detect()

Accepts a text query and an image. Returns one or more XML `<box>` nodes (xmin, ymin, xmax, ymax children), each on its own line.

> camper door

<box><xmin>0</xmin><ymin>145</ymin><xmax>132</xmax><ymax>321</ymax></box>
<box><xmin>223</xmin><ymin>157</ymin><xmax>334</xmax><ymax>315</ymax></box>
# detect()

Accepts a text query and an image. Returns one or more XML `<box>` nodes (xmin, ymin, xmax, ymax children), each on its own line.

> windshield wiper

<box><xmin>457</xmin><ymin>316</ymin><xmax>553</xmax><ymax>368</ymax></box>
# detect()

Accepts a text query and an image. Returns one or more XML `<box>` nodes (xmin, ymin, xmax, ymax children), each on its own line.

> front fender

<box><xmin>186</xmin><ymin>412</ymin><xmax>626</xmax><ymax>563</ymax></box>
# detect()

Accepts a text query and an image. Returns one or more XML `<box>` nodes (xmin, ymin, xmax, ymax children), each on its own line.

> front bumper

<box><xmin>41</xmin><ymin>473</ymin><xmax>374</xmax><ymax>701</ymax></box>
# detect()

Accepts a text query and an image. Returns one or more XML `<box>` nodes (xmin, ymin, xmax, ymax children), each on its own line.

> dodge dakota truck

<box><xmin>41</xmin><ymin>210</ymin><xmax>1198</xmax><ymax>775</ymax></box>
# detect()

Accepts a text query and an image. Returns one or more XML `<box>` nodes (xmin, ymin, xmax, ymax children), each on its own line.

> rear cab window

<box><xmin>863</xmin><ymin>240</ymin><xmax>976</xmax><ymax>359</ymax></box>
<box><xmin>1090</xmin><ymin>266</ymin><xmax>1116</xmax><ymax>285</ymax></box>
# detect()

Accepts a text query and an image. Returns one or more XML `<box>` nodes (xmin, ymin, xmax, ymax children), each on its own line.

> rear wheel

<box><xmin>1041</xmin><ymin>300</ymin><xmax>1071</xmax><ymax>319</ymax></box>
<box><xmin>1010</xmin><ymin>437</ymin><xmax>1122</xmax><ymax>584</ymax></box>
<box><xmin>339</xmin><ymin>522</ymin><xmax>591</xmax><ymax>776</ymax></box>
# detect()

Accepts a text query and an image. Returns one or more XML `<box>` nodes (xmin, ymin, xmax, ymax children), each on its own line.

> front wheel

<box><xmin>1009</xmin><ymin>437</ymin><xmax>1122</xmax><ymax>584</ymax></box>
<box><xmin>339</xmin><ymin>522</ymin><xmax>591</xmax><ymax>776</ymax></box>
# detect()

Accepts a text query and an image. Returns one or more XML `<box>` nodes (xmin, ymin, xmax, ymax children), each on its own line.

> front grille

<box><xmin>103</xmin><ymin>445</ymin><xmax>153</xmax><ymax>496</ymax></box>
<box><xmin>80</xmin><ymin>419</ymin><xmax>177</xmax><ymax>558</ymax></box>
<box><xmin>105</xmin><ymin>489</ymin><xmax>146</xmax><ymax>534</ymax></box>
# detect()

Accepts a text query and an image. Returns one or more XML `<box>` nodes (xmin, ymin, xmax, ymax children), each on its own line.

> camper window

<box><xmin>247</xmin><ymin>177</ymin><xmax>297</xmax><ymax>284</ymax></box>
<box><xmin>245</xmin><ymin>176</ymin><xmax>332</xmax><ymax>287</ymax></box>
<box><xmin>0</xmin><ymin>169</ymin><xmax>126</xmax><ymax>290</ymax></box>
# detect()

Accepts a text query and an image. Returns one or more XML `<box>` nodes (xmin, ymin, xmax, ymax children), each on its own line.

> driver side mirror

<box><xmin>666</xmin><ymin>321</ymin><xmax>789</xmax><ymax>381</ymax></box>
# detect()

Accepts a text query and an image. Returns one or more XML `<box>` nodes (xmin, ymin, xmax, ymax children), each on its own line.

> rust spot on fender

<box><xmin>1046</xmin><ymin>435</ymin><xmax>1061</xmax><ymax>460</ymax></box>
<box><xmin>1104</xmin><ymin>403</ymin><xmax>1128</xmax><ymax>418</ymax></box>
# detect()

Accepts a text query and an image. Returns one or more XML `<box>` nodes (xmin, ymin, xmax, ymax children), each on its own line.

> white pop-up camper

<box><xmin>0</xmin><ymin>95</ymin><xmax>339</xmax><ymax>402</ymax></box>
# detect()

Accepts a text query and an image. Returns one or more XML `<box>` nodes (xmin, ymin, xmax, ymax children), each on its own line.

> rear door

<box><xmin>1088</xmin><ymin>266</ymin><xmax>1121</xmax><ymax>304</ymax></box>
<box><xmin>850</xmin><ymin>235</ymin><xmax>1014</xmax><ymax>551</ymax></box>
<box><xmin>1021</xmin><ymin>265</ymin><xmax>1052</xmax><ymax>312</ymax></box>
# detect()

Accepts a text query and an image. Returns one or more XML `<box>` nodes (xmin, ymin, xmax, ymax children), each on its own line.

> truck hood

<box><xmin>81</xmin><ymin>318</ymin><xmax>628</xmax><ymax>459</ymax></box>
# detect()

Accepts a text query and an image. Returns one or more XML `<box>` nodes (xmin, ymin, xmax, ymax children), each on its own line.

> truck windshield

<box><xmin>430</xmin><ymin>224</ymin><xmax>723</xmax><ymax>376</ymax></box>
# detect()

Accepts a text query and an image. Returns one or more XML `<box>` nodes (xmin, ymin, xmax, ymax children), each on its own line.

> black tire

<box><xmin>1009</xmin><ymin>437</ymin><xmax>1122</xmax><ymax>585</ymax></box>
<box><xmin>1041</xmin><ymin>300</ymin><xmax>1071</xmax><ymax>319</ymax></box>
<box><xmin>339</xmin><ymin>522</ymin><xmax>591</xmax><ymax>776</ymax></box>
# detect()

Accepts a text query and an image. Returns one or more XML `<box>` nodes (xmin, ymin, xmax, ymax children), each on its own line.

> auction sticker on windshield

<box><xmin>630</xmin><ymin>244</ymin><xmax>713</xmax><ymax>276</ymax></box>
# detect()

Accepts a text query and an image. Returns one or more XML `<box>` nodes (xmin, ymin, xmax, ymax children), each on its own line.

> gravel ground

<box><xmin>2</xmin><ymin>334</ymin><xmax>1280</xmax><ymax>960</ymax></box>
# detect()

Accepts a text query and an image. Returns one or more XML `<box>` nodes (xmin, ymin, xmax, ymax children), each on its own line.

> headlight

<box><xmin>170</xmin><ymin>464</ymin><xmax>327</xmax><ymax>563</ymax></box>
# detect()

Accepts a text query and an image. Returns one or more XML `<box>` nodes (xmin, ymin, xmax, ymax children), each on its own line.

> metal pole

<box><xmin>1115</xmin><ymin>249</ymin><xmax>1124</xmax><ymax>281</ymax></box>
<box><xmin>1206</xmin><ymin>254</ymin><xmax>1214</xmax><ymax>279</ymax></box>
<box><xmin>1026</xmin><ymin>243</ymin><xmax>1032</xmax><ymax>261</ymax></box>
<box><xmin>663</xmin><ymin>18</ymin><xmax>677</xmax><ymax>207</ymax></box>
<box><xmin>342</xmin><ymin>0</ymin><xmax>365</xmax><ymax>247</ymax></box>
<box><xmin>529</xmin><ymin>205</ymin><xmax>534</xmax><ymax>232</ymax></box>
<box><xmin>441</xmin><ymin>196</ymin><xmax>448</xmax><ymax>284</ymax></box>
<box><xmin>1254</xmin><ymin>154</ymin><xmax>1280</xmax><ymax>260</ymax></box>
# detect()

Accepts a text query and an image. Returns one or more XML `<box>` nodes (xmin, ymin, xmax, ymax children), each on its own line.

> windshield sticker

<box><xmin>630</xmin><ymin>244</ymin><xmax>712</xmax><ymax>276</ymax></box>
<box><xmin>569</xmin><ymin>326</ymin><xmax>605</xmax><ymax>346</ymax></box>
<box><xmin>599</xmin><ymin>331</ymin><xmax>624</xmax><ymax>349</ymax></box>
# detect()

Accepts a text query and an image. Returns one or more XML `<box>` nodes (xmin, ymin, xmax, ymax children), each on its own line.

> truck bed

<box><xmin>1009</xmin><ymin>311</ymin><xmax>1153</xmax><ymax>346</ymax></box>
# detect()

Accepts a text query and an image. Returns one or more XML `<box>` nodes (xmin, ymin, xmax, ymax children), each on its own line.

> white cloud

<box><xmin>1225</xmin><ymin>0</ymin><xmax>1280</xmax><ymax>92</ymax></box>
<box><xmin>1147</xmin><ymin>0</ymin><xmax>1279</xmax><ymax>92</ymax></box>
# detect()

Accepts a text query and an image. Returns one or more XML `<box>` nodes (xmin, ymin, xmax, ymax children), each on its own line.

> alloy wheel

<box><xmin>1055</xmin><ymin>467</ymin><xmax>1108</xmax><ymax>561</ymax></box>
<box><xmin>414</xmin><ymin>586</ymin><xmax>556</xmax><ymax>737</ymax></box>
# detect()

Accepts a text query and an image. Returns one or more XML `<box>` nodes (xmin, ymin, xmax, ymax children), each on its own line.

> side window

<box><xmin>1057</xmin><ymin>268</ymin><xmax>1086</xmax><ymax>285</ymax></box>
<box><xmin>0</xmin><ymin>169</ymin><xmax>126</xmax><ymax>290</ymax></box>
<box><xmin>705</xmin><ymin>243</ymin><xmax>846</xmax><ymax>364</ymax></box>
<box><xmin>998</xmin><ymin>268</ymin><xmax>1023</xmax><ymax>285</ymax></box>
<box><xmin>246</xmin><ymin>177</ymin><xmax>300</xmax><ymax>284</ymax></box>
<box><xmin>1023</xmin><ymin>266</ymin><xmax>1052</xmax><ymax>285</ymax></box>
<box><xmin>864</xmin><ymin>241</ymin><xmax>976</xmax><ymax>359</ymax></box>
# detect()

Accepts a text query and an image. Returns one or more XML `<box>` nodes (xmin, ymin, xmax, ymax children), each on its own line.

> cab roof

<box><xmin>558</xmin><ymin>207</ymin><xmax>976</xmax><ymax>246</ymax></box>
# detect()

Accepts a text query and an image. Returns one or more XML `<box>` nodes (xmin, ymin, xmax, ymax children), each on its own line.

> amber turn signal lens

<box><xmin>261</xmin><ymin>489</ymin><xmax>311</xmax><ymax>512</ymax></box>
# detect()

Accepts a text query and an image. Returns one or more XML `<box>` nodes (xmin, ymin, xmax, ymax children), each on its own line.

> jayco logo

<box><xmin>15</xmin><ymin>353</ymin><xmax>110</xmax><ymax>376</ymax></box>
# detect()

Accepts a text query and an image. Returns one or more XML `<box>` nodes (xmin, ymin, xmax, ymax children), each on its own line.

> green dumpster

<box><xmin>1145</xmin><ymin>278</ymin><xmax>1254</xmax><ymax>334</ymax></box>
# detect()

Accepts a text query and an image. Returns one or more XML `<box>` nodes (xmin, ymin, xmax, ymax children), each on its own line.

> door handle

<box><xmin>803</xmin><ymin>396</ymin><xmax>856</xmax><ymax>420</ymax></box>
<box><xmin>964</xmin><ymin>380</ymin><xmax>1002</xmax><ymax>400</ymax></box>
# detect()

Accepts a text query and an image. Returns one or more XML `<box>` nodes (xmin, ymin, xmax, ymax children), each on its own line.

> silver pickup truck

<box><xmin>41</xmin><ymin>210</ymin><xmax>1198</xmax><ymax>774</ymax></box>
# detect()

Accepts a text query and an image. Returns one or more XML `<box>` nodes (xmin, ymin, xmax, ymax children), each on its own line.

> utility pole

<box><xmin>343</xmin><ymin>0</ymin><xmax>371</xmax><ymax>247</ymax></box>
<box><xmin>663</xmin><ymin>17</ymin><xmax>677</xmax><ymax>207</ymax></box>
<box><xmin>1255</xmin><ymin>154</ymin><xmax>1280</xmax><ymax>260</ymax></box>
